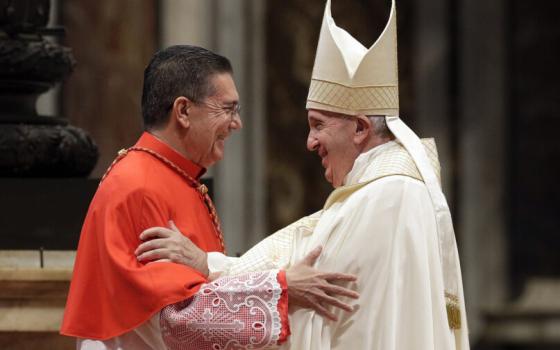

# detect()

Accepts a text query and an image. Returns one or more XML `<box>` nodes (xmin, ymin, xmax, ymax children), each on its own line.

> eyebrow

<box><xmin>221</xmin><ymin>100</ymin><xmax>239</xmax><ymax>107</ymax></box>
<box><xmin>308</xmin><ymin>116</ymin><xmax>324</xmax><ymax>123</ymax></box>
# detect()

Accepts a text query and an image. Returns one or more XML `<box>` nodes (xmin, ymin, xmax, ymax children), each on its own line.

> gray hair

<box><xmin>367</xmin><ymin>115</ymin><xmax>393</xmax><ymax>139</ymax></box>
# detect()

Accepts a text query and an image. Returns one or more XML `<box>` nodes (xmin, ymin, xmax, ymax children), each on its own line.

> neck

<box><xmin>360</xmin><ymin>133</ymin><xmax>394</xmax><ymax>154</ymax></box>
<box><xmin>148</xmin><ymin>127</ymin><xmax>196</xmax><ymax>163</ymax></box>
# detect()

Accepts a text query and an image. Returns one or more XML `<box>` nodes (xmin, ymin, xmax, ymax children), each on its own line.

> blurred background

<box><xmin>0</xmin><ymin>0</ymin><xmax>559</xmax><ymax>349</ymax></box>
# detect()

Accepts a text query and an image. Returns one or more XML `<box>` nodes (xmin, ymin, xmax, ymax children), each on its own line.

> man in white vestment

<box><xmin>138</xmin><ymin>0</ymin><xmax>471</xmax><ymax>348</ymax></box>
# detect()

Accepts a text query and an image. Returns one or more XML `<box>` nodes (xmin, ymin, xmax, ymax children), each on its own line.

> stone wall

<box><xmin>62</xmin><ymin>0</ymin><xmax>157</xmax><ymax>178</ymax></box>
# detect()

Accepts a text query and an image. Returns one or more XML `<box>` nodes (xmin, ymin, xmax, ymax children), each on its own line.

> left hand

<box><xmin>286</xmin><ymin>246</ymin><xmax>359</xmax><ymax>321</ymax></box>
<box><xmin>135</xmin><ymin>220</ymin><xmax>209</xmax><ymax>277</ymax></box>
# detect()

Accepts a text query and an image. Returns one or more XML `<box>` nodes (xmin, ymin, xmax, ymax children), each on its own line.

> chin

<box><xmin>211</xmin><ymin>152</ymin><xmax>224</xmax><ymax>165</ymax></box>
<box><xmin>324</xmin><ymin>170</ymin><xmax>334</xmax><ymax>187</ymax></box>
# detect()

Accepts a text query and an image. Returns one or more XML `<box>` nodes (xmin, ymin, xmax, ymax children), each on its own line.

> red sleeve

<box><xmin>160</xmin><ymin>270</ymin><xmax>290</xmax><ymax>349</ymax></box>
<box><xmin>276</xmin><ymin>269</ymin><xmax>290</xmax><ymax>344</ymax></box>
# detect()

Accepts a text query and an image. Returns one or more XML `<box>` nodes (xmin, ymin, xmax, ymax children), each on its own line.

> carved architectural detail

<box><xmin>0</xmin><ymin>0</ymin><xmax>98</xmax><ymax>177</ymax></box>
<box><xmin>0</xmin><ymin>124</ymin><xmax>97</xmax><ymax>176</ymax></box>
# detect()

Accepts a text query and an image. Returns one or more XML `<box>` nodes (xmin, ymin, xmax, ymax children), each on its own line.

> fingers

<box><xmin>324</xmin><ymin>272</ymin><xmax>358</xmax><ymax>283</ymax></box>
<box><xmin>168</xmin><ymin>220</ymin><xmax>180</xmax><ymax>233</ymax></box>
<box><xmin>135</xmin><ymin>238</ymin><xmax>167</xmax><ymax>256</ymax></box>
<box><xmin>302</xmin><ymin>246</ymin><xmax>322</xmax><ymax>266</ymax></box>
<box><xmin>309</xmin><ymin>289</ymin><xmax>354</xmax><ymax>313</ymax></box>
<box><xmin>139</xmin><ymin>227</ymin><xmax>172</xmax><ymax>241</ymax></box>
<box><xmin>322</xmin><ymin>283</ymin><xmax>360</xmax><ymax>299</ymax></box>
<box><xmin>312</xmin><ymin>302</ymin><xmax>338</xmax><ymax>322</ymax></box>
<box><xmin>146</xmin><ymin>258</ymin><xmax>172</xmax><ymax>265</ymax></box>
<box><xmin>137</xmin><ymin>248</ymin><xmax>169</xmax><ymax>262</ymax></box>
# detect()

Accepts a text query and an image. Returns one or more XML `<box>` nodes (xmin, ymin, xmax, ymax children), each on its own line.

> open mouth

<box><xmin>318</xmin><ymin>149</ymin><xmax>328</xmax><ymax>168</ymax></box>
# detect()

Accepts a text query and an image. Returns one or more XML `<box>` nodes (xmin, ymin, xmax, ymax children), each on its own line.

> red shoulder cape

<box><xmin>61</xmin><ymin>133</ymin><xmax>224</xmax><ymax>339</ymax></box>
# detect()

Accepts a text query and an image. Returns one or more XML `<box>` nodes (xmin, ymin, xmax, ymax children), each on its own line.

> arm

<box><xmin>136</xmin><ymin>213</ymin><xmax>358</xmax><ymax>322</ymax></box>
<box><xmin>135</xmin><ymin>221</ymin><xmax>211</xmax><ymax>277</ymax></box>
<box><xmin>160</xmin><ymin>270</ymin><xmax>288</xmax><ymax>350</ymax></box>
<box><xmin>136</xmin><ymin>212</ymin><xmax>322</xmax><ymax>277</ymax></box>
<box><xmin>160</xmin><ymin>248</ymin><xmax>359</xmax><ymax>350</ymax></box>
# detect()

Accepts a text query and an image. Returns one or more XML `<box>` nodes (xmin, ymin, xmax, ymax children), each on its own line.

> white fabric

<box><xmin>77</xmin><ymin>314</ymin><xmax>165</xmax><ymax>350</ymax></box>
<box><xmin>286</xmin><ymin>176</ymin><xmax>454</xmax><ymax>349</ymax></box>
<box><xmin>160</xmin><ymin>270</ymin><xmax>284</xmax><ymax>350</ymax></box>
<box><xmin>306</xmin><ymin>0</ymin><xmax>399</xmax><ymax>116</ymax></box>
<box><xmin>283</xmin><ymin>143</ymin><xmax>468</xmax><ymax>349</ymax></box>
<box><xmin>78</xmin><ymin>270</ymin><xmax>286</xmax><ymax>350</ymax></box>
<box><xmin>207</xmin><ymin>251</ymin><xmax>238</xmax><ymax>279</ymax></box>
<box><xmin>386</xmin><ymin>116</ymin><xmax>463</xmax><ymax>310</ymax></box>
<box><xmin>310</xmin><ymin>0</ymin><xmax>398</xmax><ymax>86</ymax></box>
<box><xmin>206</xmin><ymin>212</ymin><xmax>321</xmax><ymax>277</ymax></box>
<box><xmin>214</xmin><ymin>142</ymin><xmax>469</xmax><ymax>349</ymax></box>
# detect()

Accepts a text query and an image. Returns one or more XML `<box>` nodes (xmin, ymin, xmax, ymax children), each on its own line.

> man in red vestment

<box><xmin>61</xmin><ymin>45</ymin><xmax>358</xmax><ymax>350</ymax></box>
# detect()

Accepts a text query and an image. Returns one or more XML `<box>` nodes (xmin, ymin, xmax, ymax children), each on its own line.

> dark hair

<box><xmin>141</xmin><ymin>45</ymin><xmax>233</xmax><ymax>130</ymax></box>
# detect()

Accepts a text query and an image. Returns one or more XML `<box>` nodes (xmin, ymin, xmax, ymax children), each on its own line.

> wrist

<box><xmin>199</xmin><ymin>251</ymin><xmax>209</xmax><ymax>277</ymax></box>
<box><xmin>285</xmin><ymin>268</ymin><xmax>293</xmax><ymax>286</ymax></box>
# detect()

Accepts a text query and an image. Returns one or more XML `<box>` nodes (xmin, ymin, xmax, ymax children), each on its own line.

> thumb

<box><xmin>302</xmin><ymin>245</ymin><xmax>322</xmax><ymax>266</ymax></box>
<box><xmin>168</xmin><ymin>220</ymin><xmax>180</xmax><ymax>233</ymax></box>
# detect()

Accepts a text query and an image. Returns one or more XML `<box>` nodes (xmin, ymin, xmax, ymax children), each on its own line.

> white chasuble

<box><xmin>209</xmin><ymin>140</ymin><xmax>469</xmax><ymax>350</ymax></box>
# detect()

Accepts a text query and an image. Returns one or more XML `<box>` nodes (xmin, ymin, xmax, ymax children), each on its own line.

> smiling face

<box><xmin>306</xmin><ymin>109</ymin><xmax>361</xmax><ymax>187</ymax></box>
<box><xmin>185</xmin><ymin>73</ymin><xmax>242</xmax><ymax>168</ymax></box>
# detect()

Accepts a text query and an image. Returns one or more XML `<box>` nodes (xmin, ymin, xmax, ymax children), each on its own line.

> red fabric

<box><xmin>61</xmin><ymin>132</ymin><xmax>224</xmax><ymax>340</ymax></box>
<box><xmin>277</xmin><ymin>269</ymin><xmax>290</xmax><ymax>344</ymax></box>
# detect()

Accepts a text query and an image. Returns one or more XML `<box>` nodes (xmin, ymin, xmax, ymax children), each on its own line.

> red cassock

<box><xmin>61</xmin><ymin>132</ymin><xmax>288</xmax><ymax>347</ymax></box>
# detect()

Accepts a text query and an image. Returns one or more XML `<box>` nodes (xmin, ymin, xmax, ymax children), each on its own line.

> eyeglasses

<box><xmin>165</xmin><ymin>98</ymin><xmax>241</xmax><ymax>120</ymax></box>
<box><xmin>195</xmin><ymin>100</ymin><xmax>241</xmax><ymax>120</ymax></box>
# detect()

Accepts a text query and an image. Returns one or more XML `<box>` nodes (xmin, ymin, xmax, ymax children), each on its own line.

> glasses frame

<box><xmin>166</xmin><ymin>97</ymin><xmax>241</xmax><ymax>121</ymax></box>
<box><xmin>194</xmin><ymin>100</ymin><xmax>241</xmax><ymax>120</ymax></box>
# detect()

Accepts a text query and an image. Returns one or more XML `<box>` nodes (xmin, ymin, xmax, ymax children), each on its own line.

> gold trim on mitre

<box><xmin>306</xmin><ymin>0</ymin><xmax>399</xmax><ymax>116</ymax></box>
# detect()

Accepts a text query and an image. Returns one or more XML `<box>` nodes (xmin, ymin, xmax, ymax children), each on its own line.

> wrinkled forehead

<box><xmin>307</xmin><ymin>108</ymin><xmax>353</xmax><ymax>120</ymax></box>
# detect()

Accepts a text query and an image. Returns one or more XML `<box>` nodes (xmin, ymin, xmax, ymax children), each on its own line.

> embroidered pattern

<box><xmin>226</xmin><ymin>211</ymin><xmax>322</xmax><ymax>276</ymax></box>
<box><xmin>307</xmin><ymin>79</ymin><xmax>399</xmax><ymax>112</ymax></box>
<box><xmin>160</xmin><ymin>270</ymin><xmax>283</xmax><ymax>350</ymax></box>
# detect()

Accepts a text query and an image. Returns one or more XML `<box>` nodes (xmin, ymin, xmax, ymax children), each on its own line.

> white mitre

<box><xmin>307</xmin><ymin>0</ymin><xmax>465</xmax><ymax>331</ymax></box>
<box><xmin>306</xmin><ymin>0</ymin><xmax>399</xmax><ymax>116</ymax></box>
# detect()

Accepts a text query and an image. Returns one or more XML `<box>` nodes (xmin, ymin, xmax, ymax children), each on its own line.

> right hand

<box><xmin>285</xmin><ymin>246</ymin><xmax>359</xmax><ymax>321</ymax></box>
<box><xmin>135</xmin><ymin>221</ymin><xmax>209</xmax><ymax>277</ymax></box>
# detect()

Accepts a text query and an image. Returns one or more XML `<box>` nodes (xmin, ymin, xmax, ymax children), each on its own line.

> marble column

<box><xmin>160</xmin><ymin>0</ymin><xmax>268</xmax><ymax>254</ymax></box>
<box><xmin>458</xmin><ymin>0</ymin><xmax>509</xmax><ymax>341</ymax></box>
<box><xmin>212</xmin><ymin>0</ymin><xmax>268</xmax><ymax>254</ymax></box>
<box><xmin>412</xmin><ymin>0</ymin><xmax>455</xmax><ymax>200</ymax></box>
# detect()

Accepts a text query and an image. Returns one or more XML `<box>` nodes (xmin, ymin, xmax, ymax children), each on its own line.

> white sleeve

<box><xmin>206</xmin><ymin>252</ymin><xmax>238</xmax><ymax>279</ymax></box>
<box><xmin>160</xmin><ymin>270</ymin><xmax>289</xmax><ymax>350</ymax></box>
<box><xmin>77</xmin><ymin>313</ymin><xmax>166</xmax><ymax>350</ymax></box>
<box><xmin>220</xmin><ymin>211</ymin><xmax>322</xmax><ymax>276</ymax></box>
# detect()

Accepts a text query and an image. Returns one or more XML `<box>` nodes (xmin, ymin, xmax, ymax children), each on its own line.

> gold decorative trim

<box><xmin>325</xmin><ymin>139</ymin><xmax>441</xmax><ymax>209</ymax></box>
<box><xmin>307</xmin><ymin>79</ymin><xmax>399</xmax><ymax>113</ymax></box>
<box><xmin>309</xmin><ymin>78</ymin><xmax>397</xmax><ymax>89</ymax></box>
<box><xmin>445</xmin><ymin>292</ymin><xmax>461</xmax><ymax>330</ymax></box>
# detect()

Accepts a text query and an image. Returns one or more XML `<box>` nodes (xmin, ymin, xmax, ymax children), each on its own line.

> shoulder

<box><xmin>359</xmin><ymin>140</ymin><xmax>441</xmax><ymax>185</ymax></box>
<box><xmin>94</xmin><ymin>152</ymin><xmax>173</xmax><ymax>209</ymax></box>
<box><xmin>351</xmin><ymin>175</ymin><xmax>432</xmax><ymax>211</ymax></box>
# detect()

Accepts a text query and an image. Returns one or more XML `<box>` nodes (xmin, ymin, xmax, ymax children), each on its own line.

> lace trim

<box><xmin>160</xmin><ymin>270</ymin><xmax>284</xmax><ymax>349</ymax></box>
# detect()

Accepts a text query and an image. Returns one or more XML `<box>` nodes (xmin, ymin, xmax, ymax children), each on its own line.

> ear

<box><xmin>172</xmin><ymin>96</ymin><xmax>192</xmax><ymax>129</ymax></box>
<box><xmin>353</xmin><ymin>115</ymin><xmax>371</xmax><ymax>145</ymax></box>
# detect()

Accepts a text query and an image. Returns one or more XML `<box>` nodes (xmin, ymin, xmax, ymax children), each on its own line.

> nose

<box><xmin>307</xmin><ymin>132</ymin><xmax>318</xmax><ymax>151</ymax></box>
<box><xmin>231</xmin><ymin>113</ymin><xmax>243</xmax><ymax>130</ymax></box>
